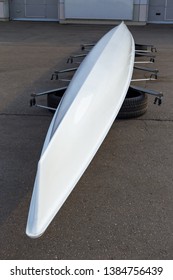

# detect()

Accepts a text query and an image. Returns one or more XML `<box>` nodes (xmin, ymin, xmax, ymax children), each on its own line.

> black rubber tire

<box><xmin>47</xmin><ymin>86</ymin><xmax>148</xmax><ymax>119</ymax></box>
<box><xmin>47</xmin><ymin>88</ymin><xmax>66</xmax><ymax>112</ymax></box>
<box><xmin>117</xmin><ymin>87</ymin><xmax>148</xmax><ymax>119</ymax></box>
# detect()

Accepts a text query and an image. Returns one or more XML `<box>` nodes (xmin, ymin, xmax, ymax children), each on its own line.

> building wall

<box><xmin>0</xmin><ymin>0</ymin><xmax>172</xmax><ymax>23</ymax></box>
<box><xmin>133</xmin><ymin>0</ymin><xmax>148</xmax><ymax>22</ymax></box>
<box><xmin>148</xmin><ymin>0</ymin><xmax>173</xmax><ymax>22</ymax></box>
<box><xmin>148</xmin><ymin>0</ymin><xmax>165</xmax><ymax>22</ymax></box>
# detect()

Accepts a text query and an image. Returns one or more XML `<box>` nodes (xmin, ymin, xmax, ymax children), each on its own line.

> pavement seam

<box><xmin>0</xmin><ymin>113</ymin><xmax>51</xmax><ymax>118</ymax></box>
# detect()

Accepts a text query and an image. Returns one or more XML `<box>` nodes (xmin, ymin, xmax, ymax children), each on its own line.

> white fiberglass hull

<box><xmin>26</xmin><ymin>22</ymin><xmax>135</xmax><ymax>238</ymax></box>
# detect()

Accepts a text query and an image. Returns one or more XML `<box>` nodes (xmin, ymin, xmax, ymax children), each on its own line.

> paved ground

<box><xmin>0</xmin><ymin>21</ymin><xmax>173</xmax><ymax>260</ymax></box>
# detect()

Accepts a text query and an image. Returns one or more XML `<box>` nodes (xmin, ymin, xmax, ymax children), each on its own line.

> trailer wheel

<box><xmin>117</xmin><ymin>87</ymin><xmax>148</xmax><ymax>119</ymax></box>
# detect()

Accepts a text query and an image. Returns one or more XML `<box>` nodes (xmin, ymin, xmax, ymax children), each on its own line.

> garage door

<box><xmin>10</xmin><ymin>0</ymin><xmax>59</xmax><ymax>21</ymax></box>
<box><xmin>64</xmin><ymin>0</ymin><xmax>133</xmax><ymax>20</ymax></box>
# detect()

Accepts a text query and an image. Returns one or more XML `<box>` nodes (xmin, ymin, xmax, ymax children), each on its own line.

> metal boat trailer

<box><xmin>51</xmin><ymin>64</ymin><xmax>159</xmax><ymax>82</ymax></box>
<box><xmin>51</xmin><ymin>42</ymin><xmax>157</xmax><ymax>81</ymax></box>
<box><xmin>30</xmin><ymin>42</ymin><xmax>163</xmax><ymax>116</ymax></box>
<box><xmin>81</xmin><ymin>42</ymin><xmax>157</xmax><ymax>53</ymax></box>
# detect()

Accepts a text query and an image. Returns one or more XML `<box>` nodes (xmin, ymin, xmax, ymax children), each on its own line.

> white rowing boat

<box><xmin>26</xmin><ymin>22</ymin><xmax>135</xmax><ymax>238</ymax></box>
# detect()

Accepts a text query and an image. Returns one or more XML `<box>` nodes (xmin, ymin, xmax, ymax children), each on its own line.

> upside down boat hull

<box><xmin>26</xmin><ymin>22</ymin><xmax>135</xmax><ymax>238</ymax></box>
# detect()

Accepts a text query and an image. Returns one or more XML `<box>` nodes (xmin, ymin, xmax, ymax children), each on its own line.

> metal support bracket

<box><xmin>135</xmin><ymin>43</ymin><xmax>157</xmax><ymax>53</ymax></box>
<box><xmin>30</xmin><ymin>87</ymin><xmax>67</xmax><ymax>109</ymax></box>
<box><xmin>30</xmin><ymin>87</ymin><xmax>67</xmax><ymax>98</ymax></box>
<box><xmin>67</xmin><ymin>54</ymin><xmax>87</xmax><ymax>64</ymax></box>
<box><xmin>51</xmin><ymin>67</ymin><xmax>77</xmax><ymax>80</ymax></box>
<box><xmin>81</xmin><ymin>43</ymin><xmax>95</xmax><ymax>51</ymax></box>
<box><xmin>134</xmin><ymin>66</ymin><xmax>158</xmax><ymax>79</ymax></box>
<box><xmin>131</xmin><ymin>75</ymin><xmax>157</xmax><ymax>82</ymax></box>
<box><xmin>130</xmin><ymin>85</ymin><xmax>163</xmax><ymax>105</ymax></box>
<box><xmin>134</xmin><ymin>66</ymin><xmax>159</xmax><ymax>75</ymax></box>
<box><xmin>30</xmin><ymin>99</ymin><xmax>56</xmax><ymax>111</ymax></box>
<box><xmin>134</xmin><ymin>59</ymin><xmax>155</xmax><ymax>64</ymax></box>
<box><xmin>135</xmin><ymin>52</ymin><xmax>156</xmax><ymax>60</ymax></box>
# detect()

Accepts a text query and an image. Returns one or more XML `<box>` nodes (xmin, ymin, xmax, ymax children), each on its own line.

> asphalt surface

<box><xmin>0</xmin><ymin>21</ymin><xmax>173</xmax><ymax>260</ymax></box>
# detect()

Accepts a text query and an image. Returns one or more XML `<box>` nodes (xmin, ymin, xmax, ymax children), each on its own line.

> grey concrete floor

<box><xmin>0</xmin><ymin>21</ymin><xmax>173</xmax><ymax>260</ymax></box>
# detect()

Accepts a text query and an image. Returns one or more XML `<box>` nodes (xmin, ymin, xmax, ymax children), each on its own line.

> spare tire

<box><xmin>47</xmin><ymin>86</ymin><xmax>148</xmax><ymax>119</ymax></box>
<box><xmin>117</xmin><ymin>87</ymin><xmax>148</xmax><ymax>119</ymax></box>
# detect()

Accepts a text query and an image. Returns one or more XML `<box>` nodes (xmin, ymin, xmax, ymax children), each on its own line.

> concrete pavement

<box><xmin>0</xmin><ymin>21</ymin><xmax>173</xmax><ymax>260</ymax></box>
